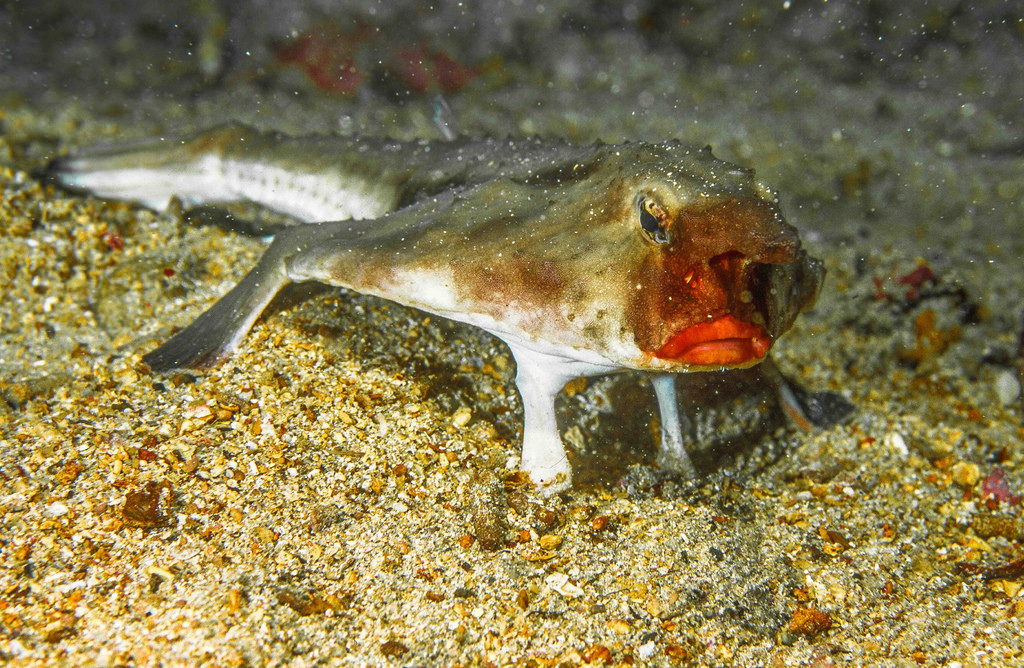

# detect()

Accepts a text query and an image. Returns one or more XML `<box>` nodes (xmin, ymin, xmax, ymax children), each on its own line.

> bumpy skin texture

<box><xmin>283</xmin><ymin>141</ymin><xmax>822</xmax><ymax>371</ymax></box>
<box><xmin>49</xmin><ymin>125</ymin><xmax>824</xmax><ymax>491</ymax></box>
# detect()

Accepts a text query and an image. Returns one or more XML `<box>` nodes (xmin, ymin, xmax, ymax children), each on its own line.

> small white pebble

<box><xmin>451</xmin><ymin>406</ymin><xmax>472</xmax><ymax>428</ymax></box>
<box><xmin>545</xmin><ymin>573</ymin><xmax>583</xmax><ymax>598</ymax></box>
<box><xmin>6</xmin><ymin>639</ymin><xmax>29</xmax><ymax>658</ymax></box>
<box><xmin>885</xmin><ymin>431</ymin><xmax>909</xmax><ymax>457</ymax></box>
<box><xmin>145</xmin><ymin>564</ymin><xmax>174</xmax><ymax>581</ymax></box>
<box><xmin>995</xmin><ymin>370</ymin><xmax>1021</xmax><ymax>406</ymax></box>
<box><xmin>45</xmin><ymin>502</ymin><xmax>69</xmax><ymax>517</ymax></box>
<box><xmin>638</xmin><ymin>642</ymin><xmax>656</xmax><ymax>659</ymax></box>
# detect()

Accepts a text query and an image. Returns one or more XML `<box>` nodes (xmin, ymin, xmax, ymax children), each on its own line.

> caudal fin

<box><xmin>45</xmin><ymin>138</ymin><xmax>233</xmax><ymax>212</ymax></box>
<box><xmin>43</xmin><ymin>125</ymin><xmax>266</xmax><ymax>212</ymax></box>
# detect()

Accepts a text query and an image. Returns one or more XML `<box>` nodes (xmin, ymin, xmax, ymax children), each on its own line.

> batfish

<box><xmin>48</xmin><ymin>124</ymin><xmax>823</xmax><ymax>492</ymax></box>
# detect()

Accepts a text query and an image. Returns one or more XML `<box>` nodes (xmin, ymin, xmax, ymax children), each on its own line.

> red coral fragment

<box><xmin>101</xmin><ymin>229</ymin><xmax>124</xmax><ymax>251</ymax></box>
<box><xmin>872</xmin><ymin>276</ymin><xmax>890</xmax><ymax>302</ymax></box>
<box><xmin>896</xmin><ymin>264</ymin><xmax>937</xmax><ymax>302</ymax></box>
<box><xmin>274</xmin><ymin>23</ymin><xmax>371</xmax><ymax>94</ymax></box>
<box><xmin>273</xmin><ymin>24</ymin><xmax>477</xmax><ymax>96</ymax></box>
<box><xmin>981</xmin><ymin>467</ymin><xmax>1021</xmax><ymax>506</ymax></box>
<box><xmin>393</xmin><ymin>46</ymin><xmax>477</xmax><ymax>93</ymax></box>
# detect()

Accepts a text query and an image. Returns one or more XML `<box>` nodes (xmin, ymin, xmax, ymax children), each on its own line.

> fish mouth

<box><xmin>654</xmin><ymin>315</ymin><xmax>770</xmax><ymax>366</ymax></box>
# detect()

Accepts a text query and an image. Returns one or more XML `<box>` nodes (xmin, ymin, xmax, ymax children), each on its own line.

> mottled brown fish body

<box><xmin>285</xmin><ymin>145</ymin><xmax>821</xmax><ymax>372</ymax></box>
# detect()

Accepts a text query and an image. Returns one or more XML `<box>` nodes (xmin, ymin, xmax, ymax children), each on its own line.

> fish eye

<box><xmin>637</xmin><ymin>196</ymin><xmax>670</xmax><ymax>244</ymax></box>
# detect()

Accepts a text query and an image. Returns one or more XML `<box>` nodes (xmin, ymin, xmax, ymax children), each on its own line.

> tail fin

<box><xmin>44</xmin><ymin>126</ymin><xmax>255</xmax><ymax>211</ymax></box>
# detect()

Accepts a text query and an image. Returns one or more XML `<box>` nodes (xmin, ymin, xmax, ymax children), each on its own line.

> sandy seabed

<box><xmin>2</xmin><ymin>1</ymin><xmax>1024</xmax><ymax>665</ymax></box>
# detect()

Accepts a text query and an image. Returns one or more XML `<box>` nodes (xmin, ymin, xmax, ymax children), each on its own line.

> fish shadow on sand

<box><xmin>559</xmin><ymin>367</ymin><xmax>854</xmax><ymax>492</ymax></box>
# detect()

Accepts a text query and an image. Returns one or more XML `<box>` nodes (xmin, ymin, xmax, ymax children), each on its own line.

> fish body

<box><xmin>50</xmin><ymin>124</ymin><xmax>823</xmax><ymax>491</ymax></box>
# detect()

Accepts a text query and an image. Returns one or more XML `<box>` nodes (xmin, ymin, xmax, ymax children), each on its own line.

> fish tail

<box><xmin>45</xmin><ymin>124</ymin><xmax>383</xmax><ymax>222</ymax></box>
<box><xmin>44</xmin><ymin>124</ymin><xmax>261</xmax><ymax>212</ymax></box>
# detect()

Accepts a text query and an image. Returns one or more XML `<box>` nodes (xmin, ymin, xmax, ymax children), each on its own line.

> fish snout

<box><xmin>652</xmin><ymin>251</ymin><xmax>774</xmax><ymax>367</ymax></box>
<box><xmin>721</xmin><ymin>199</ymin><xmax>821</xmax><ymax>337</ymax></box>
<box><xmin>707</xmin><ymin>250</ymin><xmax>772</xmax><ymax>326</ymax></box>
<box><xmin>680</xmin><ymin>196</ymin><xmax>801</xmax><ymax>266</ymax></box>
<box><xmin>702</xmin><ymin>243</ymin><xmax>822</xmax><ymax>339</ymax></box>
<box><xmin>754</xmin><ymin>225</ymin><xmax>801</xmax><ymax>265</ymax></box>
<box><xmin>688</xmin><ymin>241</ymin><xmax>818</xmax><ymax>330</ymax></box>
<box><xmin>758</xmin><ymin>249</ymin><xmax>825</xmax><ymax>337</ymax></box>
<box><xmin>636</xmin><ymin>196</ymin><xmax>823</xmax><ymax>368</ymax></box>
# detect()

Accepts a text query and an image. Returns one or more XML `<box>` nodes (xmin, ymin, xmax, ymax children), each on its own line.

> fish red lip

<box><xmin>655</xmin><ymin>314</ymin><xmax>770</xmax><ymax>366</ymax></box>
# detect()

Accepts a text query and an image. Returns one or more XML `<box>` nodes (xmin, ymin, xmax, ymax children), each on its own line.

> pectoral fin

<box><xmin>651</xmin><ymin>373</ymin><xmax>697</xmax><ymax>478</ymax></box>
<box><xmin>759</xmin><ymin>357</ymin><xmax>855</xmax><ymax>429</ymax></box>
<box><xmin>142</xmin><ymin>220</ymin><xmax>363</xmax><ymax>371</ymax></box>
<box><xmin>142</xmin><ymin>237</ymin><xmax>291</xmax><ymax>371</ymax></box>
<box><xmin>503</xmin><ymin>344</ymin><xmax>578</xmax><ymax>493</ymax></box>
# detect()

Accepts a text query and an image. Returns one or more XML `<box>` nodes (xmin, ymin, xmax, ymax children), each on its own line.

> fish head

<box><xmin>609</xmin><ymin>145</ymin><xmax>823</xmax><ymax>371</ymax></box>
<box><xmin>416</xmin><ymin>142</ymin><xmax>821</xmax><ymax>373</ymax></box>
